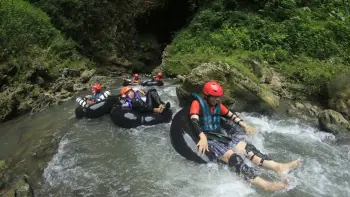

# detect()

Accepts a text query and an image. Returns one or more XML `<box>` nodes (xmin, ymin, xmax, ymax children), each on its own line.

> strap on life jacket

<box><xmin>192</xmin><ymin>93</ymin><xmax>221</xmax><ymax>132</ymax></box>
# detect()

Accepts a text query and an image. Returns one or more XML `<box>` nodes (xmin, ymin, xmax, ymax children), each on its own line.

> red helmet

<box><xmin>203</xmin><ymin>81</ymin><xmax>223</xmax><ymax>97</ymax></box>
<box><xmin>120</xmin><ymin>86</ymin><xmax>132</xmax><ymax>96</ymax></box>
<box><xmin>157</xmin><ymin>72</ymin><xmax>163</xmax><ymax>77</ymax></box>
<box><xmin>92</xmin><ymin>84</ymin><xmax>102</xmax><ymax>92</ymax></box>
<box><xmin>134</xmin><ymin>73</ymin><xmax>139</xmax><ymax>78</ymax></box>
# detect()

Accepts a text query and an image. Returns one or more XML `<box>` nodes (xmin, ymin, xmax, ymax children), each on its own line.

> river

<box><xmin>0</xmin><ymin>79</ymin><xmax>349</xmax><ymax>197</ymax></box>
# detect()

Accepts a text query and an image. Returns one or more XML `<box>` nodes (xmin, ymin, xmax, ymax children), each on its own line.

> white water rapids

<box><xmin>7</xmin><ymin>80</ymin><xmax>348</xmax><ymax>197</ymax></box>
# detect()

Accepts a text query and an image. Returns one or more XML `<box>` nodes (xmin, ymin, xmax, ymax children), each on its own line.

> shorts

<box><xmin>208</xmin><ymin>137</ymin><xmax>244</xmax><ymax>160</ymax></box>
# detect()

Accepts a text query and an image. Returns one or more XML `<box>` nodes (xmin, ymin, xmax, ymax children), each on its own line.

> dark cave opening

<box><xmin>135</xmin><ymin>0</ymin><xmax>197</xmax><ymax>52</ymax></box>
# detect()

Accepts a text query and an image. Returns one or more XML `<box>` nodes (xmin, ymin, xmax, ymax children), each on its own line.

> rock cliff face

<box><xmin>31</xmin><ymin>0</ymin><xmax>198</xmax><ymax>73</ymax></box>
<box><xmin>155</xmin><ymin>0</ymin><xmax>350</xmax><ymax>134</ymax></box>
<box><xmin>0</xmin><ymin>65</ymin><xmax>122</xmax><ymax>123</ymax></box>
<box><xmin>1</xmin><ymin>0</ymin><xmax>198</xmax><ymax>123</ymax></box>
<box><xmin>175</xmin><ymin>62</ymin><xmax>279</xmax><ymax>114</ymax></box>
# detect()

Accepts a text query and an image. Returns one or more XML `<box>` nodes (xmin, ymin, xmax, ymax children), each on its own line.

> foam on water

<box><xmin>37</xmin><ymin>80</ymin><xmax>350</xmax><ymax>197</ymax></box>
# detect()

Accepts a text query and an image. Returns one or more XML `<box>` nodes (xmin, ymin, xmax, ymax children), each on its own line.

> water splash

<box><xmin>36</xmin><ymin>80</ymin><xmax>349</xmax><ymax>197</ymax></box>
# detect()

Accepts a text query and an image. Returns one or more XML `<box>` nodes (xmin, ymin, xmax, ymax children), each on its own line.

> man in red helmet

<box><xmin>131</xmin><ymin>73</ymin><xmax>141</xmax><ymax>85</ymax></box>
<box><xmin>190</xmin><ymin>81</ymin><xmax>300</xmax><ymax>191</ymax></box>
<box><xmin>85</xmin><ymin>84</ymin><xmax>105</xmax><ymax>104</ymax></box>
<box><xmin>152</xmin><ymin>72</ymin><xmax>163</xmax><ymax>81</ymax></box>
<box><xmin>122</xmin><ymin>74</ymin><xmax>141</xmax><ymax>85</ymax></box>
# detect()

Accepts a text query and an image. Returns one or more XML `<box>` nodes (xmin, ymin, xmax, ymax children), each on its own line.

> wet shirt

<box><xmin>153</xmin><ymin>77</ymin><xmax>162</xmax><ymax>81</ymax></box>
<box><xmin>89</xmin><ymin>92</ymin><xmax>103</xmax><ymax>103</ymax></box>
<box><xmin>120</xmin><ymin>91</ymin><xmax>152</xmax><ymax>112</ymax></box>
<box><xmin>190</xmin><ymin>100</ymin><xmax>229</xmax><ymax>116</ymax></box>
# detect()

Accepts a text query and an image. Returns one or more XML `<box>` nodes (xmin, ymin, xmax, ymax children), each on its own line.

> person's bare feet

<box><xmin>277</xmin><ymin>159</ymin><xmax>301</xmax><ymax>175</ymax></box>
<box><xmin>265</xmin><ymin>179</ymin><xmax>289</xmax><ymax>191</ymax></box>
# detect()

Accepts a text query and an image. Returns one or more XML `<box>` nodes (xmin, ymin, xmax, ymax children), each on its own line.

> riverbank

<box><xmin>1</xmin><ymin>0</ymin><xmax>350</xmax><ymax>196</ymax></box>
<box><xmin>156</xmin><ymin>0</ymin><xmax>350</xmax><ymax>134</ymax></box>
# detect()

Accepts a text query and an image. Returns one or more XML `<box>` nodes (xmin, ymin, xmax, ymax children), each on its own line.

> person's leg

<box><xmin>234</xmin><ymin>141</ymin><xmax>300</xmax><ymax>175</ymax></box>
<box><xmin>250</xmin><ymin>177</ymin><xmax>289</xmax><ymax>191</ymax></box>
<box><xmin>208</xmin><ymin>140</ymin><xmax>288</xmax><ymax>191</ymax></box>
<box><xmin>145</xmin><ymin>89</ymin><xmax>170</xmax><ymax>109</ymax></box>
<box><xmin>145</xmin><ymin>89</ymin><xmax>158</xmax><ymax>108</ymax></box>
<box><xmin>220</xmin><ymin>150</ymin><xmax>288</xmax><ymax>191</ymax></box>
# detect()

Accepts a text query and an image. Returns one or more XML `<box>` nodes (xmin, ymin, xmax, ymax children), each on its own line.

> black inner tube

<box><xmin>110</xmin><ymin>106</ymin><xmax>172</xmax><ymax>128</ymax></box>
<box><xmin>170</xmin><ymin>107</ymin><xmax>245</xmax><ymax>164</ymax></box>
<box><xmin>170</xmin><ymin>107</ymin><xmax>214</xmax><ymax>164</ymax></box>
<box><xmin>141</xmin><ymin>80</ymin><xmax>164</xmax><ymax>86</ymax></box>
<box><xmin>75</xmin><ymin>96</ymin><xmax>119</xmax><ymax>119</ymax></box>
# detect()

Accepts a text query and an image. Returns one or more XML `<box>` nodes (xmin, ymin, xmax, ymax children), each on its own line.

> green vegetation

<box><xmin>0</xmin><ymin>0</ymin><xmax>91</xmax><ymax>84</ymax></box>
<box><xmin>1</xmin><ymin>0</ymin><xmax>349</xmax><ymax>121</ymax></box>
<box><xmin>164</xmin><ymin>0</ymin><xmax>350</xmax><ymax>97</ymax></box>
<box><xmin>30</xmin><ymin>0</ymin><xmax>165</xmax><ymax>62</ymax></box>
<box><xmin>0</xmin><ymin>0</ymin><xmax>93</xmax><ymax>122</ymax></box>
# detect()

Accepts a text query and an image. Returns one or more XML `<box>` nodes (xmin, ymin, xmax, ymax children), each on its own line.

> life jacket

<box><xmin>192</xmin><ymin>93</ymin><xmax>221</xmax><ymax>132</ymax></box>
<box><xmin>154</xmin><ymin>77</ymin><xmax>162</xmax><ymax>81</ymax></box>
<box><xmin>89</xmin><ymin>92</ymin><xmax>103</xmax><ymax>103</ymax></box>
<box><xmin>132</xmin><ymin>77</ymin><xmax>140</xmax><ymax>83</ymax></box>
<box><xmin>123</xmin><ymin>91</ymin><xmax>141</xmax><ymax>109</ymax></box>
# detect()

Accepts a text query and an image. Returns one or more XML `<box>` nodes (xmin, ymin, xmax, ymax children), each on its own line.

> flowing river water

<box><xmin>1</xmin><ymin>79</ymin><xmax>350</xmax><ymax>197</ymax></box>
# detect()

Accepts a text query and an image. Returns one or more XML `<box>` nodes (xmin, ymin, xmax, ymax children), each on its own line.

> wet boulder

<box><xmin>0</xmin><ymin>94</ymin><xmax>20</xmax><ymax>123</ymax></box>
<box><xmin>108</xmin><ymin>56</ymin><xmax>132</xmax><ymax>67</ymax></box>
<box><xmin>61</xmin><ymin>81</ymin><xmax>74</xmax><ymax>92</ymax></box>
<box><xmin>318</xmin><ymin>109</ymin><xmax>350</xmax><ymax>134</ymax></box>
<box><xmin>31</xmin><ymin>93</ymin><xmax>55</xmax><ymax>112</ymax></box>
<box><xmin>61</xmin><ymin>68</ymin><xmax>81</xmax><ymax>78</ymax></box>
<box><xmin>176</xmin><ymin>61</ymin><xmax>279</xmax><ymax>113</ymax></box>
<box><xmin>3</xmin><ymin>176</ymin><xmax>34</xmax><ymax>197</ymax></box>
<box><xmin>329</xmin><ymin>88</ymin><xmax>350</xmax><ymax>120</ymax></box>
<box><xmin>25</xmin><ymin>64</ymin><xmax>53</xmax><ymax>85</ymax></box>
<box><xmin>0</xmin><ymin>160</ymin><xmax>10</xmax><ymax>188</ymax></box>
<box><xmin>327</xmin><ymin>74</ymin><xmax>350</xmax><ymax>120</ymax></box>
<box><xmin>80</xmin><ymin>69</ymin><xmax>95</xmax><ymax>83</ymax></box>
<box><xmin>52</xmin><ymin>78</ymin><xmax>75</xmax><ymax>93</ymax></box>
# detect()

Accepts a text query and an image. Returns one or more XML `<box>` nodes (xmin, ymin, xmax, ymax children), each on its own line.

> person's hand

<box><xmin>244</xmin><ymin>126</ymin><xmax>256</xmax><ymax>135</ymax></box>
<box><xmin>196</xmin><ymin>134</ymin><xmax>209</xmax><ymax>156</ymax></box>
<box><xmin>138</xmin><ymin>90</ymin><xmax>145</xmax><ymax>95</ymax></box>
<box><xmin>85</xmin><ymin>95</ymin><xmax>92</xmax><ymax>99</ymax></box>
<box><xmin>87</xmin><ymin>100</ymin><xmax>94</xmax><ymax>105</ymax></box>
<box><xmin>153</xmin><ymin>107</ymin><xmax>163</xmax><ymax>114</ymax></box>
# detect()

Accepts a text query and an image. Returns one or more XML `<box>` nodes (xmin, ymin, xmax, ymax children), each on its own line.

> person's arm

<box><xmin>189</xmin><ymin>102</ymin><xmax>203</xmax><ymax>137</ymax></box>
<box><xmin>225</xmin><ymin>111</ymin><xmax>256</xmax><ymax>134</ymax></box>
<box><xmin>120</xmin><ymin>99</ymin><xmax>131</xmax><ymax>109</ymax></box>
<box><xmin>190</xmin><ymin>114</ymin><xmax>209</xmax><ymax>155</ymax></box>
<box><xmin>95</xmin><ymin>91</ymin><xmax>111</xmax><ymax>102</ymax></box>
<box><xmin>86</xmin><ymin>96</ymin><xmax>95</xmax><ymax>104</ymax></box>
<box><xmin>225</xmin><ymin>111</ymin><xmax>243</xmax><ymax>125</ymax></box>
<box><xmin>137</xmin><ymin>89</ymin><xmax>145</xmax><ymax>96</ymax></box>
<box><xmin>190</xmin><ymin>101</ymin><xmax>209</xmax><ymax>155</ymax></box>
